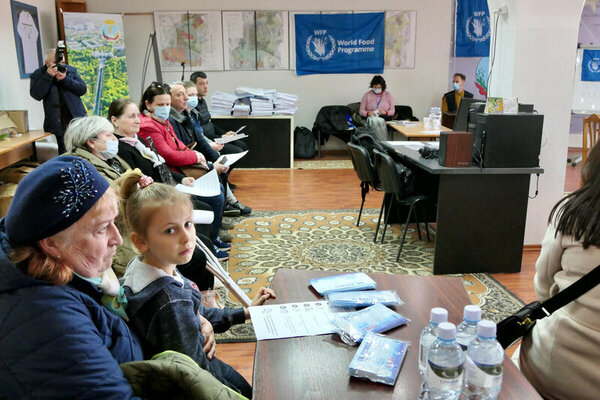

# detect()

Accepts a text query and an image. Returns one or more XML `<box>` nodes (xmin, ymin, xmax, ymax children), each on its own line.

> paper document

<box><xmin>215</xmin><ymin>133</ymin><xmax>249</xmax><ymax>144</ymax></box>
<box><xmin>395</xmin><ymin>141</ymin><xmax>439</xmax><ymax>150</ymax></box>
<box><xmin>192</xmin><ymin>210</ymin><xmax>214</xmax><ymax>224</ymax></box>
<box><xmin>249</xmin><ymin>301</ymin><xmax>343</xmax><ymax>340</ymax></box>
<box><xmin>175</xmin><ymin>169</ymin><xmax>221</xmax><ymax>197</ymax></box>
<box><xmin>216</xmin><ymin>150</ymin><xmax>248</xmax><ymax>166</ymax></box>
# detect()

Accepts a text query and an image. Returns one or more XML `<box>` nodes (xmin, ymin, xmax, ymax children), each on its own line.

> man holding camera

<box><xmin>30</xmin><ymin>46</ymin><xmax>87</xmax><ymax>153</ymax></box>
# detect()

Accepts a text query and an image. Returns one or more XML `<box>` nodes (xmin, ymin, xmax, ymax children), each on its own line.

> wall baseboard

<box><xmin>523</xmin><ymin>244</ymin><xmax>541</xmax><ymax>251</ymax></box>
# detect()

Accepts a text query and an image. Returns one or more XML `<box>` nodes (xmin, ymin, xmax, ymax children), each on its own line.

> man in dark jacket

<box><xmin>442</xmin><ymin>72</ymin><xmax>474</xmax><ymax>113</ymax></box>
<box><xmin>30</xmin><ymin>48</ymin><xmax>87</xmax><ymax>153</ymax></box>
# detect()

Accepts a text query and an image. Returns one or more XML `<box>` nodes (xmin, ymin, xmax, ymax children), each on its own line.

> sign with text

<box><xmin>455</xmin><ymin>0</ymin><xmax>491</xmax><ymax>57</ymax></box>
<box><xmin>295</xmin><ymin>13</ymin><xmax>384</xmax><ymax>76</ymax></box>
<box><xmin>582</xmin><ymin>49</ymin><xmax>600</xmax><ymax>82</ymax></box>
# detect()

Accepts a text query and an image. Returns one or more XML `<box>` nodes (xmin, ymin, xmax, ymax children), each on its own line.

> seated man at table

<box><xmin>441</xmin><ymin>73</ymin><xmax>474</xmax><ymax>113</ymax></box>
<box><xmin>190</xmin><ymin>71</ymin><xmax>248</xmax><ymax>155</ymax></box>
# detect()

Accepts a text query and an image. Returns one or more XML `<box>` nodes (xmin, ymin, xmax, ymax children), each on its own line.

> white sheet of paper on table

<box><xmin>249</xmin><ymin>301</ymin><xmax>346</xmax><ymax>340</ymax></box>
<box><xmin>175</xmin><ymin>169</ymin><xmax>221</xmax><ymax>197</ymax></box>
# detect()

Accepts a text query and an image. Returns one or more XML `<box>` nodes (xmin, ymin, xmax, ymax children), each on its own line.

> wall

<box><xmin>487</xmin><ymin>0</ymin><xmax>585</xmax><ymax>244</ymax></box>
<box><xmin>87</xmin><ymin>0</ymin><xmax>454</xmax><ymax>148</ymax></box>
<box><xmin>0</xmin><ymin>0</ymin><xmax>58</xmax><ymax>130</ymax></box>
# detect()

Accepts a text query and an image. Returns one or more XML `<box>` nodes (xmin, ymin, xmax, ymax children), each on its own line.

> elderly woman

<box><xmin>63</xmin><ymin>116</ymin><xmax>223</xmax><ymax>285</ymax></box>
<box><xmin>0</xmin><ymin>156</ymin><xmax>142</xmax><ymax>397</ymax></box>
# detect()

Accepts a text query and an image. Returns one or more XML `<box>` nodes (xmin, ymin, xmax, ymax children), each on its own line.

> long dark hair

<box><xmin>139</xmin><ymin>82</ymin><xmax>170</xmax><ymax>113</ymax></box>
<box><xmin>549</xmin><ymin>143</ymin><xmax>600</xmax><ymax>248</ymax></box>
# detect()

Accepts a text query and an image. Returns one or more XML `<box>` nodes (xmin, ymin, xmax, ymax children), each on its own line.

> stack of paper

<box><xmin>209</xmin><ymin>91</ymin><xmax>237</xmax><ymax>116</ymax></box>
<box><xmin>274</xmin><ymin>92</ymin><xmax>299</xmax><ymax>115</ymax></box>
<box><xmin>234</xmin><ymin>86</ymin><xmax>264</xmax><ymax>98</ymax></box>
<box><xmin>232</xmin><ymin>102</ymin><xmax>250</xmax><ymax>116</ymax></box>
<box><xmin>250</xmin><ymin>97</ymin><xmax>274</xmax><ymax>116</ymax></box>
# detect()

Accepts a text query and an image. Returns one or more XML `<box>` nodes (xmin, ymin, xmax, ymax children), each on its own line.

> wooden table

<box><xmin>387</xmin><ymin>121</ymin><xmax>451</xmax><ymax>141</ymax></box>
<box><xmin>253</xmin><ymin>269</ymin><xmax>541</xmax><ymax>400</ymax></box>
<box><xmin>0</xmin><ymin>130</ymin><xmax>51</xmax><ymax>169</ymax></box>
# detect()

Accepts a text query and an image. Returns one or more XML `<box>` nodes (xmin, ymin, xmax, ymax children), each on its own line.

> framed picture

<box><xmin>11</xmin><ymin>0</ymin><xmax>43</xmax><ymax>78</ymax></box>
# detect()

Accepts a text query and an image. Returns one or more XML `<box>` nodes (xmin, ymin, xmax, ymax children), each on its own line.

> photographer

<box><xmin>30</xmin><ymin>45</ymin><xmax>87</xmax><ymax>154</ymax></box>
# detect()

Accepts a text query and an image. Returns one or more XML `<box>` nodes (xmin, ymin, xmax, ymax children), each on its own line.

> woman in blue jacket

<box><xmin>0</xmin><ymin>156</ymin><xmax>143</xmax><ymax>399</ymax></box>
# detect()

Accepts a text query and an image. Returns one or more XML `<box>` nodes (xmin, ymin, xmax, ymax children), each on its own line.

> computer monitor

<box><xmin>453</xmin><ymin>98</ymin><xmax>480</xmax><ymax>131</ymax></box>
<box><xmin>466</xmin><ymin>102</ymin><xmax>486</xmax><ymax>133</ymax></box>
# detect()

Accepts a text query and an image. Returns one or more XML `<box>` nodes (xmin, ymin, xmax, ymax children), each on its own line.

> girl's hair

<box><xmin>9</xmin><ymin>189</ymin><xmax>118</xmax><ymax>285</ymax></box>
<box><xmin>549</xmin><ymin>143</ymin><xmax>600</xmax><ymax>248</ymax></box>
<box><xmin>139</xmin><ymin>82</ymin><xmax>171</xmax><ymax>113</ymax></box>
<box><xmin>64</xmin><ymin>115</ymin><xmax>114</xmax><ymax>152</ymax></box>
<box><xmin>119</xmin><ymin>174</ymin><xmax>192</xmax><ymax>237</ymax></box>
<box><xmin>107</xmin><ymin>98</ymin><xmax>136</xmax><ymax>121</ymax></box>
<box><xmin>370</xmin><ymin>75</ymin><xmax>387</xmax><ymax>91</ymax></box>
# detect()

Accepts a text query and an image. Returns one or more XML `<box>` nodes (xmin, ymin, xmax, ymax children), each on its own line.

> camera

<box><xmin>55</xmin><ymin>41</ymin><xmax>67</xmax><ymax>73</ymax></box>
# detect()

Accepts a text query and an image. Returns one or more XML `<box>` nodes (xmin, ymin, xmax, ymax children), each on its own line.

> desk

<box><xmin>211</xmin><ymin>115</ymin><xmax>294</xmax><ymax>168</ymax></box>
<box><xmin>387</xmin><ymin>121</ymin><xmax>451</xmax><ymax>141</ymax></box>
<box><xmin>382</xmin><ymin>142</ymin><xmax>543</xmax><ymax>274</ymax></box>
<box><xmin>0</xmin><ymin>130</ymin><xmax>51</xmax><ymax>169</ymax></box>
<box><xmin>253</xmin><ymin>269</ymin><xmax>541</xmax><ymax>400</ymax></box>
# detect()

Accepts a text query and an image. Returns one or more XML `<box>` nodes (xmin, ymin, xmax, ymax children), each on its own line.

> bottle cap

<box><xmin>463</xmin><ymin>305</ymin><xmax>481</xmax><ymax>323</ymax></box>
<box><xmin>437</xmin><ymin>322</ymin><xmax>456</xmax><ymax>340</ymax></box>
<box><xmin>477</xmin><ymin>320</ymin><xmax>497</xmax><ymax>338</ymax></box>
<box><xmin>430</xmin><ymin>307</ymin><xmax>448</xmax><ymax>324</ymax></box>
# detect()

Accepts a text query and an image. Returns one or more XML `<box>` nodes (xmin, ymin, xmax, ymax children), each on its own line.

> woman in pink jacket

<box><xmin>359</xmin><ymin>75</ymin><xmax>395</xmax><ymax>119</ymax></box>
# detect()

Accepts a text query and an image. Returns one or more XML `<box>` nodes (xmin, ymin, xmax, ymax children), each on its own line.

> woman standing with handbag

<box><xmin>517</xmin><ymin>144</ymin><xmax>600</xmax><ymax>400</ymax></box>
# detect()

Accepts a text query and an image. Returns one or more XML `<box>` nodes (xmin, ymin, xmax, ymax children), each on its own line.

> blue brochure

<box><xmin>326</xmin><ymin>290</ymin><xmax>403</xmax><ymax>308</ymax></box>
<box><xmin>349</xmin><ymin>331</ymin><xmax>409</xmax><ymax>385</ymax></box>
<box><xmin>309</xmin><ymin>272</ymin><xmax>376</xmax><ymax>296</ymax></box>
<box><xmin>331</xmin><ymin>303</ymin><xmax>410</xmax><ymax>345</ymax></box>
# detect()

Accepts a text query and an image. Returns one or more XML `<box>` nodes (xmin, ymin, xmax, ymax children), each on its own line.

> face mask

<box><xmin>187</xmin><ymin>96</ymin><xmax>199</xmax><ymax>109</ymax></box>
<box><xmin>373</xmin><ymin>88</ymin><xmax>382</xmax><ymax>94</ymax></box>
<box><xmin>153</xmin><ymin>105</ymin><xmax>171</xmax><ymax>121</ymax></box>
<box><xmin>453</xmin><ymin>82</ymin><xmax>461</xmax><ymax>91</ymax></box>
<box><xmin>97</xmin><ymin>139</ymin><xmax>119</xmax><ymax>159</ymax></box>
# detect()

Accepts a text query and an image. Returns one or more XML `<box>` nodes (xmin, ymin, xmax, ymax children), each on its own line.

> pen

<box><xmin>234</xmin><ymin>125</ymin><xmax>246</xmax><ymax>134</ymax></box>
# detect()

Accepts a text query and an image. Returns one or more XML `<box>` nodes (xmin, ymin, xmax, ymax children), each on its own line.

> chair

<box><xmin>393</xmin><ymin>105</ymin><xmax>419</xmax><ymax>121</ymax></box>
<box><xmin>346</xmin><ymin>142</ymin><xmax>382</xmax><ymax>226</ymax></box>
<box><xmin>372</xmin><ymin>149</ymin><xmax>430</xmax><ymax>261</ymax></box>
<box><xmin>582</xmin><ymin>114</ymin><xmax>600</xmax><ymax>165</ymax></box>
<box><xmin>312</xmin><ymin>105</ymin><xmax>354</xmax><ymax>158</ymax></box>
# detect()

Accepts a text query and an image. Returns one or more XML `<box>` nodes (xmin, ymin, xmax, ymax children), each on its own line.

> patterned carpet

<box><xmin>215</xmin><ymin>209</ymin><xmax>524</xmax><ymax>343</ymax></box>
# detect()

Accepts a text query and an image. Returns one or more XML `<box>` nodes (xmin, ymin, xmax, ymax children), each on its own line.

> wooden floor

<box><xmin>219</xmin><ymin>148</ymin><xmax>583</xmax><ymax>384</ymax></box>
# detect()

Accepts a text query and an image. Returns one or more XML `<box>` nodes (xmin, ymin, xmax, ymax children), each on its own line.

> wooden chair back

<box><xmin>583</xmin><ymin>114</ymin><xmax>600</xmax><ymax>165</ymax></box>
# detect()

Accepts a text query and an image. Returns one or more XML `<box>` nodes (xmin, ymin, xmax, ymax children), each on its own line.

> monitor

<box><xmin>453</xmin><ymin>98</ymin><xmax>480</xmax><ymax>131</ymax></box>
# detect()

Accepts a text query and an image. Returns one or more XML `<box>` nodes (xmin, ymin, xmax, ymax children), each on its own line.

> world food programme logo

<box><xmin>465</xmin><ymin>12</ymin><xmax>490</xmax><ymax>42</ymax></box>
<box><xmin>306</xmin><ymin>31</ymin><xmax>336</xmax><ymax>61</ymax></box>
<box><xmin>588</xmin><ymin>58</ymin><xmax>600</xmax><ymax>74</ymax></box>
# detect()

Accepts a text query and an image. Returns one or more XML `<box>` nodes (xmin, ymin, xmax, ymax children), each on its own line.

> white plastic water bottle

<box><xmin>418</xmin><ymin>307</ymin><xmax>448</xmax><ymax>375</ymax></box>
<box><xmin>421</xmin><ymin>322</ymin><xmax>464</xmax><ymax>400</ymax></box>
<box><xmin>462</xmin><ymin>320</ymin><xmax>504</xmax><ymax>399</ymax></box>
<box><xmin>456</xmin><ymin>305</ymin><xmax>481</xmax><ymax>352</ymax></box>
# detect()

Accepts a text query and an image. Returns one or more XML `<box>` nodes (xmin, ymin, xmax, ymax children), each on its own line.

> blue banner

<box><xmin>295</xmin><ymin>13</ymin><xmax>384</xmax><ymax>76</ymax></box>
<box><xmin>582</xmin><ymin>49</ymin><xmax>600</xmax><ymax>81</ymax></box>
<box><xmin>455</xmin><ymin>0</ymin><xmax>491</xmax><ymax>57</ymax></box>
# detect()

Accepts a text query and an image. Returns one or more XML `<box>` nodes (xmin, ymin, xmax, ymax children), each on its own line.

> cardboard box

<box><xmin>0</xmin><ymin>110</ymin><xmax>29</xmax><ymax>133</ymax></box>
<box><xmin>0</xmin><ymin>183</ymin><xmax>18</xmax><ymax>218</ymax></box>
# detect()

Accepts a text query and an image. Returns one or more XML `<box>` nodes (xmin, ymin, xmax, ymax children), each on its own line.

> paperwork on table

<box><xmin>387</xmin><ymin>141</ymin><xmax>440</xmax><ymax>150</ymax></box>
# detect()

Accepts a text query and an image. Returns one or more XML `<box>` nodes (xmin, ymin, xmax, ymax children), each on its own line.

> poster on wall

<box><xmin>10</xmin><ymin>0</ymin><xmax>43</xmax><ymax>78</ymax></box>
<box><xmin>223</xmin><ymin>11</ymin><xmax>256</xmax><ymax>70</ymax></box>
<box><xmin>188</xmin><ymin>12</ymin><xmax>224</xmax><ymax>71</ymax></box>
<box><xmin>256</xmin><ymin>11</ymin><xmax>289</xmax><ymax>70</ymax></box>
<box><xmin>63</xmin><ymin>12</ymin><xmax>130</xmax><ymax>116</ymax></box>
<box><xmin>384</xmin><ymin>11</ymin><xmax>416</xmax><ymax>69</ymax></box>
<box><xmin>581</xmin><ymin>49</ymin><xmax>600</xmax><ymax>81</ymax></box>
<box><xmin>455</xmin><ymin>0</ymin><xmax>491</xmax><ymax>57</ymax></box>
<box><xmin>295</xmin><ymin>13</ymin><xmax>385</xmax><ymax>76</ymax></box>
<box><xmin>154</xmin><ymin>12</ymin><xmax>191</xmax><ymax>72</ymax></box>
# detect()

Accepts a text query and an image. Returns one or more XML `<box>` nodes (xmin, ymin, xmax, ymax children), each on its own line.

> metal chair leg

<box><xmin>373</xmin><ymin>196</ymin><xmax>386</xmax><ymax>243</ymax></box>
<box><xmin>397</xmin><ymin>204</ymin><xmax>415</xmax><ymax>262</ymax></box>
<box><xmin>413</xmin><ymin>203</ymin><xmax>423</xmax><ymax>241</ymax></box>
<box><xmin>421</xmin><ymin>203</ymin><xmax>431</xmax><ymax>242</ymax></box>
<box><xmin>357</xmin><ymin>182</ymin><xmax>367</xmax><ymax>227</ymax></box>
<box><xmin>380</xmin><ymin>194</ymin><xmax>394</xmax><ymax>244</ymax></box>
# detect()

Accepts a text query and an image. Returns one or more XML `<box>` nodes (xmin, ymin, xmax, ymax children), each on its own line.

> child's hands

<box><xmin>199</xmin><ymin>315</ymin><xmax>216</xmax><ymax>359</ymax></box>
<box><xmin>244</xmin><ymin>287</ymin><xmax>276</xmax><ymax>319</ymax></box>
<box><xmin>139</xmin><ymin>175</ymin><xmax>154</xmax><ymax>188</ymax></box>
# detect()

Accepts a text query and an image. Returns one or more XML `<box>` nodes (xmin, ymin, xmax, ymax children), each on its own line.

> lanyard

<box><xmin>376</xmin><ymin>95</ymin><xmax>383</xmax><ymax>110</ymax></box>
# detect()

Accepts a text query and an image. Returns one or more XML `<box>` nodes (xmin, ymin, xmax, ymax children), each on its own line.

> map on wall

<box><xmin>154</xmin><ymin>12</ymin><xmax>191</xmax><ymax>72</ymax></box>
<box><xmin>188</xmin><ymin>12</ymin><xmax>224</xmax><ymax>71</ymax></box>
<box><xmin>256</xmin><ymin>11</ymin><xmax>288</xmax><ymax>70</ymax></box>
<box><xmin>384</xmin><ymin>11</ymin><xmax>416</xmax><ymax>69</ymax></box>
<box><xmin>223</xmin><ymin>11</ymin><xmax>256</xmax><ymax>70</ymax></box>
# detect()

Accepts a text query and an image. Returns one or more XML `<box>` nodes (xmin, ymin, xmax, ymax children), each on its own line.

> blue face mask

<box><xmin>373</xmin><ymin>88</ymin><xmax>382</xmax><ymax>94</ymax></box>
<box><xmin>187</xmin><ymin>96</ymin><xmax>199</xmax><ymax>109</ymax></box>
<box><xmin>453</xmin><ymin>82</ymin><xmax>461</xmax><ymax>91</ymax></box>
<box><xmin>153</xmin><ymin>105</ymin><xmax>171</xmax><ymax>121</ymax></box>
<box><xmin>97</xmin><ymin>139</ymin><xmax>119</xmax><ymax>160</ymax></box>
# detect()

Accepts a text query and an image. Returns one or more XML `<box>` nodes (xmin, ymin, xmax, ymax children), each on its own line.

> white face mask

<box><xmin>95</xmin><ymin>139</ymin><xmax>119</xmax><ymax>159</ymax></box>
<box><xmin>373</xmin><ymin>88</ymin><xmax>382</xmax><ymax>94</ymax></box>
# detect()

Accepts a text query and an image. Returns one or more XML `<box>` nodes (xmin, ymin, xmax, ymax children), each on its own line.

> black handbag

<box><xmin>496</xmin><ymin>263</ymin><xmax>600</xmax><ymax>349</ymax></box>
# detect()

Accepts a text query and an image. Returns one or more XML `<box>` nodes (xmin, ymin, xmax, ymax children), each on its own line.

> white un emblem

<box><xmin>466</xmin><ymin>12</ymin><xmax>491</xmax><ymax>42</ymax></box>
<box><xmin>306</xmin><ymin>33</ymin><xmax>336</xmax><ymax>61</ymax></box>
<box><xmin>588</xmin><ymin>58</ymin><xmax>600</xmax><ymax>73</ymax></box>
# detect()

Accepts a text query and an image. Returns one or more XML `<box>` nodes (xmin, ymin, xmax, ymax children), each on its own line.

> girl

<box><xmin>120</xmin><ymin>176</ymin><xmax>274</xmax><ymax>399</ymax></box>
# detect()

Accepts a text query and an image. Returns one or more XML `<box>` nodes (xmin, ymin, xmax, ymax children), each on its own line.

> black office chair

<box><xmin>312</xmin><ymin>105</ymin><xmax>354</xmax><ymax>158</ymax></box>
<box><xmin>372</xmin><ymin>149</ymin><xmax>430</xmax><ymax>261</ymax></box>
<box><xmin>347</xmin><ymin>142</ymin><xmax>382</xmax><ymax>226</ymax></box>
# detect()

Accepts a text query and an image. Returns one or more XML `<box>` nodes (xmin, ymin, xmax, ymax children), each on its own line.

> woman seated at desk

<box><xmin>359</xmin><ymin>75</ymin><xmax>395</xmax><ymax>120</ymax></box>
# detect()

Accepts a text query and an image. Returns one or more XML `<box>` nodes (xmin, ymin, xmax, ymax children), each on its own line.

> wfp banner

<box><xmin>295</xmin><ymin>13</ymin><xmax>384</xmax><ymax>76</ymax></box>
<box><xmin>455</xmin><ymin>0</ymin><xmax>491</xmax><ymax>57</ymax></box>
<box><xmin>582</xmin><ymin>49</ymin><xmax>600</xmax><ymax>81</ymax></box>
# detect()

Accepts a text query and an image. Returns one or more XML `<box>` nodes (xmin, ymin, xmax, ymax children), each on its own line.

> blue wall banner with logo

<box><xmin>295</xmin><ymin>13</ymin><xmax>384</xmax><ymax>76</ymax></box>
<box><xmin>582</xmin><ymin>49</ymin><xmax>600</xmax><ymax>81</ymax></box>
<box><xmin>455</xmin><ymin>0</ymin><xmax>491</xmax><ymax>57</ymax></box>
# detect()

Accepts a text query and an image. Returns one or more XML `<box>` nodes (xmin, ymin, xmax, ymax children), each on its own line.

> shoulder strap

<box><xmin>533</xmin><ymin>264</ymin><xmax>600</xmax><ymax>319</ymax></box>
